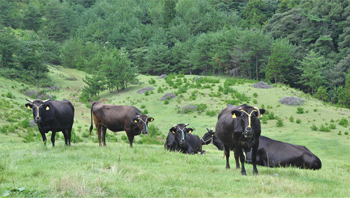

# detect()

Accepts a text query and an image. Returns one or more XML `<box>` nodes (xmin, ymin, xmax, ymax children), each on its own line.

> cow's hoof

<box><xmin>241</xmin><ymin>172</ymin><xmax>247</xmax><ymax>175</ymax></box>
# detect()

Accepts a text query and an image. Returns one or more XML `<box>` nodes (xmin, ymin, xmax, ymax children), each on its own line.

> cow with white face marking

<box><xmin>25</xmin><ymin>99</ymin><xmax>75</xmax><ymax>146</ymax></box>
<box><xmin>216</xmin><ymin>104</ymin><xmax>265</xmax><ymax>175</ymax></box>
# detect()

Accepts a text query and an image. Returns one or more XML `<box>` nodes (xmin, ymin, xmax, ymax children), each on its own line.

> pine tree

<box><xmin>23</xmin><ymin>2</ymin><xmax>42</xmax><ymax>32</ymax></box>
<box><xmin>163</xmin><ymin>0</ymin><xmax>176</xmax><ymax>28</ymax></box>
<box><xmin>0</xmin><ymin>27</ymin><xmax>19</xmax><ymax>69</ymax></box>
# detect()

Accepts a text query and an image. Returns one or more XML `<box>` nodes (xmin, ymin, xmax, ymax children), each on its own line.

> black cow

<box><xmin>170</xmin><ymin>123</ymin><xmax>205</xmax><ymax>154</ymax></box>
<box><xmin>216</xmin><ymin>104</ymin><xmax>265</xmax><ymax>175</ymax></box>
<box><xmin>25</xmin><ymin>99</ymin><xmax>74</xmax><ymax>146</ymax></box>
<box><xmin>164</xmin><ymin>129</ymin><xmax>178</xmax><ymax>151</ymax></box>
<box><xmin>245</xmin><ymin>136</ymin><xmax>322</xmax><ymax>170</ymax></box>
<box><xmin>89</xmin><ymin>101</ymin><xmax>154</xmax><ymax>147</ymax></box>
<box><xmin>201</xmin><ymin>127</ymin><xmax>224</xmax><ymax>150</ymax></box>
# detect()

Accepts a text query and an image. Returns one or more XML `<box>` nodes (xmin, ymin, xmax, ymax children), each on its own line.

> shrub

<box><xmin>71</xmin><ymin>129</ymin><xmax>83</xmax><ymax>143</ymax></box>
<box><xmin>296</xmin><ymin>107</ymin><xmax>304</xmax><ymax>114</ymax></box>
<box><xmin>296</xmin><ymin>119</ymin><xmax>301</xmax><ymax>124</ymax></box>
<box><xmin>329</xmin><ymin>123</ymin><xmax>336</xmax><ymax>129</ymax></box>
<box><xmin>142</xmin><ymin>109</ymin><xmax>149</xmax><ymax>114</ymax></box>
<box><xmin>218</xmin><ymin>85</ymin><xmax>223</xmax><ymax>92</ymax></box>
<box><xmin>141</xmin><ymin>104</ymin><xmax>146</xmax><ymax>109</ymax></box>
<box><xmin>137</xmin><ymin>124</ymin><xmax>164</xmax><ymax>145</ymax></box>
<box><xmin>289</xmin><ymin>115</ymin><xmax>294</xmax><ymax>122</ymax></box>
<box><xmin>339</xmin><ymin>118</ymin><xmax>348</xmax><ymax>127</ymax></box>
<box><xmin>22</xmin><ymin>132</ymin><xmax>36</xmax><ymax>143</ymax></box>
<box><xmin>345</xmin><ymin>132</ymin><xmax>349</xmax><ymax>135</ymax></box>
<box><xmin>20</xmin><ymin>119</ymin><xmax>31</xmax><ymax>128</ymax></box>
<box><xmin>145</xmin><ymin>91</ymin><xmax>150</xmax><ymax>96</ymax></box>
<box><xmin>337</xmin><ymin>131</ymin><xmax>342</xmax><ymax>135</ymax></box>
<box><xmin>253</xmin><ymin>92</ymin><xmax>258</xmax><ymax>98</ymax></box>
<box><xmin>319</xmin><ymin>124</ymin><xmax>330</xmax><ymax>132</ymax></box>
<box><xmin>164</xmin><ymin>100</ymin><xmax>169</xmax><ymax>105</ymax></box>
<box><xmin>157</xmin><ymin>87</ymin><xmax>164</xmax><ymax>93</ymax></box>
<box><xmin>6</xmin><ymin>92</ymin><xmax>15</xmax><ymax>99</ymax></box>
<box><xmin>206</xmin><ymin>110</ymin><xmax>217</xmax><ymax>117</ymax></box>
<box><xmin>148</xmin><ymin>78</ymin><xmax>156</xmax><ymax>84</ymax></box>
<box><xmin>267</xmin><ymin>112</ymin><xmax>275</xmax><ymax>120</ymax></box>
<box><xmin>313</xmin><ymin>109</ymin><xmax>318</xmax><ymax>112</ymax></box>
<box><xmin>276</xmin><ymin>118</ymin><xmax>283</xmax><ymax>127</ymax></box>
<box><xmin>310</xmin><ymin>124</ymin><xmax>318</xmax><ymax>131</ymax></box>
<box><xmin>253</xmin><ymin>99</ymin><xmax>257</xmax><ymax>104</ymax></box>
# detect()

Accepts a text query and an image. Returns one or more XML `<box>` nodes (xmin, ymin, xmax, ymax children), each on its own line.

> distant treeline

<box><xmin>1</xmin><ymin>0</ymin><xmax>350</xmax><ymax>106</ymax></box>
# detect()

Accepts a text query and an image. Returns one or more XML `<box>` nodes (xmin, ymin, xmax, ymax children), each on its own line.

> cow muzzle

<box><xmin>179</xmin><ymin>139</ymin><xmax>185</xmax><ymax>147</ymax></box>
<box><xmin>34</xmin><ymin>117</ymin><xmax>42</xmax><ymax>123</ymax></box>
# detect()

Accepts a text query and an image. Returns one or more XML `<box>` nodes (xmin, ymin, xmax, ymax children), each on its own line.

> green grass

<box><xmin>1</xmin><ymin>67</ymin><xmax>350</xmax><ymax>196</ymax></box>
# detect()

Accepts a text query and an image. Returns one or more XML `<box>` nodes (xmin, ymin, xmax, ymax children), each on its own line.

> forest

<box><xmin>1</xmin><ymin>0</ymin><xmax>350</xmax><ymax>106</ymax></box>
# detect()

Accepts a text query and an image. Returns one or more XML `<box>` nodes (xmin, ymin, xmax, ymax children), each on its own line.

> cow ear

<box><xmin>259</xmin><ymin>109</ymin><xmax>266</xmax><ymax>115</ymax></box>
<box><xmin>148</xmin><ymin>117</ymin><xmax>154</xmax><ymax>122</ymax></box>
<box><xmin>25</xmin><ymin>103</ymin><xmax>33</xmax><ymax>109</ymax></box>
<box><xmin>133</xmin><ymin>118</ymin><xmax>138</xmax><ymax>123</ymax></box>
<box><xmin>231</xmin><ymin>110</ymin><xmax>241</xmax><ymax>118</ymax></box>
<box><xmin>187</xmin><ymin>128</ymin><xmax>194</xmax><ymax>133</ymax></box>
<box><xmin>169</xmin><ymin>127</ymin><xmax>176</xmax><ymax>133</ymax></box>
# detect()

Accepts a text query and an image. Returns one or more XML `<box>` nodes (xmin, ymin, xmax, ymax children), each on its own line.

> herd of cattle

<box><xmin>24</xmin><ymin>99</ymin><xmax>322</xmax><ymax>175</ymax></box>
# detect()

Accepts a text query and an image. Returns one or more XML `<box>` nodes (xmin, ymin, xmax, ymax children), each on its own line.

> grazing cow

<box><xmin>25</xmin><ymin>99</ymin><xmax>74</xmax><ymax>146</ymax></box>
<box><xmin>216</xmin><ymin>104</ymin><xmax>265</xmax><ymax>175</ymax></box>
<box><xmin>201</xmin><ymin>127</ymin><xmax>224</xmax><ymax>150</ymax></box>
<box><xmin>245</xmin><ymin>136</ymin><xmax>322</xmax><ymax>170</ymax></box>
<box><xmin>170</xmin><ymin>123</ymin><xmax>205</xmax><ymax>154</ymax></box>
<box><xmin>89</xmin><ymin>101</ymin><xmax>154</xmax><ymax>147</ymax></box>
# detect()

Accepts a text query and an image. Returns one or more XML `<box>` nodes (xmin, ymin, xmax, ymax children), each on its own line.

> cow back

<box><xmin>39</xmin><ymin>100</ymin><xmax>74</xmax><ymax>132</ymax></box>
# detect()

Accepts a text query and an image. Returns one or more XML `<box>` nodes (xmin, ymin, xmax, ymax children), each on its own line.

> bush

<box><xmin>289</xmin><ymin>115</ymin><xmax>294</xmax><ymax>122</ymax></box>
<box><xmin>276</xmin><ymin>118</ymin><xmax>283</xmax><ymax>127</ymax></box>
<box><xmin>148</xmin><ymin>78</ymin><xmax>156</xmax><ymax>84</ymax></box>
<box><xmin>310</xmin><ymin>124</ymin><xmax>318</xmax><ymax>131</ymax></box>
<box><xmin>253</xmin><ymin>92</ymin><xmax>258</xmax><ymax>98</ymax></box>
<box><xmin>206</xmin><ymin>110</ymin><xmax>217</xmax><ymax>117</ymax></box>
<box><xmin>141</xmin><ymin>104</ymin><xmax>146</xmax><ymax>109</ymax></box>
<box><xmin>319</xmin><ymin>124</ymin><xmax>330</xmax><ymax>132</ymax></box>
<box><xmin>145</xmin><ymin>91</ymin><xmax>150</xmax><ymax>96</ymax></box>
<box><xmin>339</xmin><ymin>118</ymin><xmax>348</xmax><ymax>127</ymax></box>
<box><xmin>345</xmin><ymin>132</ymin><xmax>349</xmax><ymax>135</ymax></box>
<box><xmin>22</xmin><ymin>132</ymin><xmax>36</xmax><ymax>143</ymax></box>
<box><xmin>71</xmin><ymin>129</ymin><xmax>83</xmax><ymax>143</ymax></box>
<box><xmin>164</xmin><ymin>100</ymin><xmax>169</xmax><ymax>104</ymax></box>
<box><xmin>157</xmin><ymin>87</ymin><xmax>164</xmax><ymax>93</ymax></box>
<box><xmin>267</xmin><ymin>112</ymin><xmax>275</xmax><ymax>120</ymax></box>
<box><xmin>20</xmin><ymin>119</ymin><xmax>31</xmax><ymax>128</ymax></box>
<box><xmin>296</xmin><ymin>107</ymin><xmax>304</xmax><ymax>114</ymax></box>
<box><xmin>253</xmin><ymin>99</ymin><xmax>257</xmax><ymax>104</ymax></box>
<box><xmin>137</xmin><ymin>124</ymin><xmax>164</xmax><ymax>145</ymax></box>
<box><xmin>296</xmin><ymin>119</ymin><xmax>301</xmax><ymax>124</ymax></box>
<box><xmin>329</xmin><ymin>123</ymin><xmax>336</xmax><ymax>129</ymax></box>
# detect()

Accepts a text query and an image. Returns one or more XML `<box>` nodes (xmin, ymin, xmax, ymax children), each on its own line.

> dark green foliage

<box><xmin>276</xmin><ymin>117</ymin><xmax>283</xmax><ymax>127</ymax></box>
<box><xmin>329</xmin><ymin>123</ymin><xmax>336</xmax><ymax>129</ymax></box>
<box><xmin>22</xmin><ymin>2</ymin><xmax>42</xmax><ymax>32</ymax></box>
<box><xmin>206</xmin><ymin>110</ymin><xmax>217</xmax><ymax>117</ymax></box>
<box><xmin>22</xmin><ymin>132</ymin><xmax>36</xmax><ymax>143</ymax></box>
<box><xmin>314</xmin><ymin>86</ymin><xmax>329</xmax><ymax>102</ymax></box>
<box><xmin>296</xmin><ymin>119</ymin><xmax>301</xmax><ymax>124</ymax></box>
<box><xmin>296</xmin><ymin>107</ymin><xmax>304</xmax><ymax>114</ymax></box>
<box><xmin>339</xmin><ymin>118</ymin><xmax>349</xmax><ymax>127</ymax></box>
<box><xmin>137</xmin><ymin>124</ymin><xmax>164</xmax><ymax>145</ymax></box>
<box><xmin>289</xmin><ymin>115</ymin><xmax>294</xmax><ymax>122</ymax></box>
<box><xmin>319</xmin><ymin>124</ymin><xmax>330</xmax><ymax>132</ymax></box>
<box><xmin>311</xmin><ymin>124</ymin><xmax>318</xmax><ymax>131</ymax></box>
<box><xmin>267</xmin><ymin>112</ymin><xmax>275</xmax><ymax>120</ymax></box>
<box><xmin>253</xmin><ymin>92</ymin><xmax>258</xmax><ymax>98</ymax></box>
<box><xmin>164</xmin><ymin>100</ymin><xmax>169</xmax><ymax>105</ymax></box>
<box><xmin>148</xmin><ymin>78</ymin><xmax>156</xmax><ymax>84</ymax></box>
<box><xmin>253</xmin><ymin>99</ymin><xmax>257</xmax><ymax>104</ymax></box>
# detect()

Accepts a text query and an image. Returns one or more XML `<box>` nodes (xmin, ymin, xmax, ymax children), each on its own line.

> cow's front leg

<box><xmin>126</xmin><ymin>131</ymin><xmax>134</xmax><ymax>147</ymax></box>
<box><xmin>51</xmin><ymin>131</ymin><xmax>56</xmax><ymax>147</ymax></box>
<box><xmin>252</xmin><ymin>143</ymin><xmax>259</xmax><ymax>175</ymax></box>
<box><xmin>239</xmin><ymin>148</ymin><xmax>246</xmax><ymax>175</ymax></box>
<box><xmin>101</xmin><ymin>125</ymin><xmax>107</xmax><ymax>146</ymax></box>
<box><xmin>234</xmin><ymin>147</ymin><xmax>240</xmax><ymax>169</ymax></box>
<box><xmin>40</xmin><ymin>131</ymin><xmax>47</xmax><ymax>146</ymax></box>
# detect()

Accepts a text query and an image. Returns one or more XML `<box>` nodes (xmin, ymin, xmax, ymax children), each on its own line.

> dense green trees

<box><xmin>1</xmin><ymin>0</ymin><xmax>350</xmax><ymax>105</ymax></box>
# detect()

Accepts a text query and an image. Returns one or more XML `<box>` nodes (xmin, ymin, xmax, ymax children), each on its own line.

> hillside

<box><xmin>1</xmin><ymin>67</ymin><xmax>350</xmax><ymax>196</ymax></box>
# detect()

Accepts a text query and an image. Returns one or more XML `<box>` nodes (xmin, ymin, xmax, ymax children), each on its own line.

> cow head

<box><xmin>201</xmin><ymin>127</ymin><xmax>215</xmax><ymax>145</ymax></box>
<box><xmin>231</xmin><ymin>104</ymin><xmax>265</xmax><ymax>151</ymax></box>
<box><xmin>25</xmin><ymin>98</ymin><xmax>51</xmax><ymax>123</ymax></box>
<box><xmin>171</xmin><ymin>123</ymin><xmax>193</xmax><ymax>147</ymax></box>
<box><xmin>133</xmin><ymin>114</ymin><xmax>154</xmax><ymax>135</ymax></box>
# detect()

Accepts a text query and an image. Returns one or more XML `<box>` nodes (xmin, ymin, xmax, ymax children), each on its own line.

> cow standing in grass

<box><xmin>25</xmin><ymin>99</ymin><xmax>74</xmax><ymax>146</ymax></box>
<box><xmin>216</xmin><ymin>104</ymin><xmax>265</xmax><ymax>175</ymax></box>
<box><xmin>89</xmin><ymin>101</ymin><xmax>154</xmax><ymax>147</ymax></box>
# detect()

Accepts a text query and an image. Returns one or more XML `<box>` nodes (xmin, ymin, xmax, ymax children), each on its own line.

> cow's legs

<box><xmin>239</xmin><ymin>148</ymin><xmax>246</xmax><ymax>175</ymax></box>
<box><xmin>224</xmin><ymin>145</ymin><xmax>230</xmax><ymax>169</ymax></box>
<box><xmin>62</xmin><ymin>130</ymin><xmax>68</xmax><ymax>145</ymax></box>
<box><xmin>51</xmin><ymin>131</ymin><xmax>56</xmax><ymax>147</ymax></box>
<box><xmin>101</xmin><ymin>125</ymin><xmax>107</xmax><ymax>146</ymax></box>
<box><xmin>40</xmin><ymin>131</ymin><xmax>47</xmax><ymax>146</ymax></box>
<box><xmin>67</xmin><ymin>127</ymin><xmax>72</xmax><ymax>146</ymax></box>
<box><xmin>234</xmin><ymin>147</ymin><xmax>240</xmax><ymax>169</ymax></box>
<box><xmin>126</xmin><ymin>132</ymin><xmax>134</xmax><ymax>147</ymax></box>
<box><xmin>252</xmin><ymin>142</ymin><xmax>259</xmax><ymax>175</ymax></box>
<box><xmin>95</xmin><ymin>123</ymin><xmax>102</xmax><ymax>147</ymax></box>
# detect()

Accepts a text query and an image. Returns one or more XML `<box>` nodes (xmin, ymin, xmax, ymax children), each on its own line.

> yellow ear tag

<box><xmin>46</xmin><ymin>106</ymin><xmax>50</xmax><ymax>110</ymax></box>
<box><xmin>232</xmin><ymin>114</ymin><xmax>236</xmax><ymax>118</ymax></box>
<box><xmin>189</xmin><ymin>131</ymin><xmax>192</xmax><ymax>133</ymax></box>
<box><xmin>172</xmin><ymin>131</ymin><xmax>175</xmax><ymax>134</ymax></box>
<box><xmin>134</xmin><ymin>120</ymin><xmax>138</xmax><ymax>123</ymax></box>
<box><xmin>212</xmin><ymin>134</ymin><xmax>214</xmax><ymax>137</ymax></box>
<box><xmin>151</xmin><ymin>118</ymin><xmax>154</xmax><ymax>121</ymax></box>
<box><xmin>27</xmin><ymin>106</ymin><xmax>30</xmax><ymax>109</ymax></box>
<box><xmin>260</xmin><ymin>114</ymin><xmax>263</xmax><ymax>118</ymax></box>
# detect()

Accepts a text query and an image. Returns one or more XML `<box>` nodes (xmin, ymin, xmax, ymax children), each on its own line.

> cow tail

<box><xmin>89</xmin><ymin>101</ymin><xmax>96</xmax><ymax>135</ymax></box>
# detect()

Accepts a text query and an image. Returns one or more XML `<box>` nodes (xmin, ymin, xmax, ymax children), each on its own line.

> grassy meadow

<box><xmin>1</xmin><ymin>66</ymin><xmax>350</xmax><ymax>197</ymax></box>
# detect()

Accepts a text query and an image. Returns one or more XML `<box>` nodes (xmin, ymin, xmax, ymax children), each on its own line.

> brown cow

<box><xmin>89</xmin><ymin>101</ymin><xmax>154</xmax><ymax>147</ymax></box>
